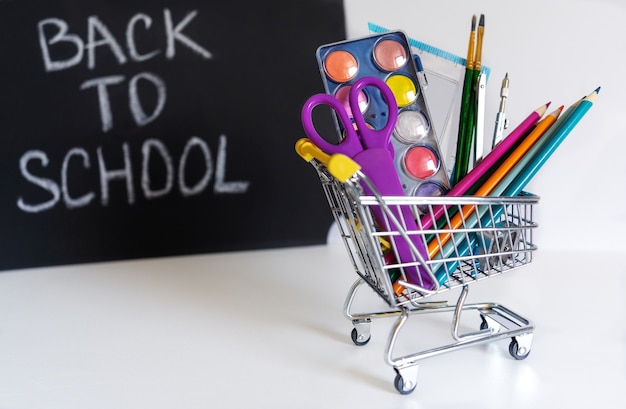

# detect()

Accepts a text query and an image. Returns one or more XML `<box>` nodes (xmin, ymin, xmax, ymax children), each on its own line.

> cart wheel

<box><xmin>351</xmin><ymin>328</ymin><xmax>371</xmax><ymax>346</ymax></box>
<box><xmin>394</xmin><ymin>373</ymin><xmax>417</xmax><ymax>395</ymax></box>
<box><xmin>508</xmin><ymin>339</ymin><xmax>531</xmax><ymax>360</ymax></box>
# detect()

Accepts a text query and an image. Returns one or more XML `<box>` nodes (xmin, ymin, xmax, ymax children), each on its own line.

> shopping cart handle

<box><xmin>295</xmin><ymin>138</ymin><xmax>361</xmax><ymax>183</ymax></box>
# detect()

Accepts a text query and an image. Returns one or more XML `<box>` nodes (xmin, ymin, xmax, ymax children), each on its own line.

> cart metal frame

<box><xmin>308</xmin><ymin>155</ymin><xmax>538</xmax><ymax>394</ymax></box>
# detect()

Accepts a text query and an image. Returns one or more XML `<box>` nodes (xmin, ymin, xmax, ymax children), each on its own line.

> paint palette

<box><xmin>316</xmin><ymin>31</ymin><xmax>450</xmax><ymax>203</ymax></box>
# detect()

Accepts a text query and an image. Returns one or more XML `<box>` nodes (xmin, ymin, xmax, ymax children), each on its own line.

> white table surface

<box><xmin>1</xmin><ymin>243</ymin><xmax>624</xmax><ymax>408</ymax></box>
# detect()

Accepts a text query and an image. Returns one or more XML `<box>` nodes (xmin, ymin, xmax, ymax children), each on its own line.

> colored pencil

<box><xmin>428</xmin><ymin>105</ymin><xmax>563</xmax><ymax>259</ymax></box>
<box><xmin>496</xmin><ymin>99</ymin><xmax>580</xmax><ymax>196</ymax></box>
<box><xmin>503</xmin><ymin>87</ymin><xmax>599</xmax><ymax>196</ymax></box>
<box><xmin>420</xmin><ymin>102</ymin><xmax>549</xmax><ymax>231</ymax></box>
<box><xmin>452</xmin><ymin>15</ymin><xmax>477</xmax><ymax>185</ymax></box>
<box><xmin>394</xmin><ymin>102</ymin><xmax>551</xmax><ymax>294</ymax></box>
<box><xmin>431</xmin><ymin>88</ymin><xmax>598</xmax><ymax>283</ymax></box>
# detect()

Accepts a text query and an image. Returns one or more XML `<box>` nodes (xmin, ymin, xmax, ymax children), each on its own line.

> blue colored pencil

<box><xmin>433</xmin><ymin>87</ymin><xmax>599</xmax><ymax>284</ymax></box>
<box><xmin>502</xmin><ymin>87</ymin><xmax>599</xmax><ymax>196</ymax></box>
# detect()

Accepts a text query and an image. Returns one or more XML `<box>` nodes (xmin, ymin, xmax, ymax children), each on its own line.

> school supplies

<box><xmin>300</xmin><ymin>133</ymin><xmax>539</xmax><ymax>392</ymax></box>
<box><xmin>297</xmin><ymin>15</ymin><xmax>600</xmax><ymax>392</ymax></box>
<box><xmin>432</xmin><ymin>102</ymin><xmax>578</xmax><ymax>283</ymax></box>
<box><xmin>365</xmin><ymin>22</ymin><xmax>597</xmax><ymax>296</ymax></box>
<box><xmin>315</xmin><ymin>31</ymin><xmax>451</xmax><ymax>200</ymax></box>
<box><xmin>419</xmin><ymin>102</ymin><xmax>549</xmax><ymax>231</ymax></box>
<box><xmin>496</xmin><ymin>100</ymin><xmax>579</xmax><ymax>195</ymax></box>
<box><xmin>368</xmin><ymin>23</ymin><xmax>493</xmax><ymax>180</ymax></box>
<box><xmin>301</xmin><ymin>76</ymin><xmax>435</xmax><ymax>290</ymax></box>
<box><xmin>301</xmin><ymin>76</ymin><xmax>398</xmax><ymax>185</ymax></box>
<box><xmin>431</xmin><ymin>88</ymin><xmax>598</xmax><ymax>283</ymax></box>
<box><xmin>492</xmin><ymin>73</ymin><xmax>510</xmax><ymax>148</ymax></box>
<box><xmin>453</xmin><ymin>14</ymin><xmax>486</xmax><ymax>184</ymax></box>
<box><xmin>398</xmin><ymin>103</ymin><xmax>554</xmax><ymax>291</ymax></box>
<box><xmin>295</xmin><ymin>138</ymin><xmax>361</xmax><ymax>183</ymax></box>
<box><xmin>428</xmin><ymin>87</ymin><xmax>600</xmax><ymax>274</ymax></box>
<box><xmin>453</xmin><ymin>15</ymin><xmax>478</xmax><ymax>185</ymax></box>
<box><xmin>503</xmin><ymin>88</ymin><xmax>599</xmax><ymax>196</ymax></box>
<box><xmin>428</xmin><ymin>105</ymin><xmax>562</xmax><ymax>259</ymax></box>
<box><xmin>475</xmin><ymin>71</ymin><xmax>487</xmax><ymax>163</ymax></box>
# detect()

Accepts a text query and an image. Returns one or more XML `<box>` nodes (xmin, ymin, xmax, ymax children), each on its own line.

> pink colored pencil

<box><xmin>420</xmin><ymin>102</ymin><xmax>550</xmax><ymax>230</ymax></box>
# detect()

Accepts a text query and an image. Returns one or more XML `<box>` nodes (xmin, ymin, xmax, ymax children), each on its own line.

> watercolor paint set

<box><xmin>315</xmin><ymin>30</ymin><xmax>450</xmax><ymax>202</ymax></box>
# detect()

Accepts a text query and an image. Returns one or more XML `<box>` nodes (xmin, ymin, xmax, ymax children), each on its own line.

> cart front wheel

<box><xmin>509</xmin><ymin>339</ymin><xmax>531</xmax><ymax>360</ymax></box>
<box><xmin>351</xmin><ymin>328</ymin><xmax>371</xmax><ymax>346</ymax></box>
<box><xmin>394</xmin><ymin>373</ymin><xmax>417</xmax><ymax>395</ymax></box>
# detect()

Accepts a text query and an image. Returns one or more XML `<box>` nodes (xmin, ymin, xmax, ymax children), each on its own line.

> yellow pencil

<box><xmin>427</xmin><ymin>105</ymin><xmax>563</xmax><ymax>258</ymax></box>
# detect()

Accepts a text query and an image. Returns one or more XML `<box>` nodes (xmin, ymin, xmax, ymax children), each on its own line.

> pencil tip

<box><xmin>546</xmin><ymin>101</ymin><xmax>551</xmax><ymax>108</ymax></box>
<box><xmin>479</xmin><ymin>14</ymin><xmax>485</xmax><ymax>26</ymax></box>
<box><xmin>595</xmin><ymin>86</ymin><xmax>601</xmax><ymax>93</ymax></box>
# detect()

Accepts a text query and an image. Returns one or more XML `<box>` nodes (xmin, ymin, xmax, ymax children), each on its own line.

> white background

<box><xmin>344</xmin><ymin>0</ymin><xmax>626</xmax><ymax>253</ymax></box>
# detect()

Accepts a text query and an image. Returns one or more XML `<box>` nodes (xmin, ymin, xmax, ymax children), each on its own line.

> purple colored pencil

<box><xmin>420</xmin><ymin>102</ymin><xmax>550</xmax><ymax>230</ymax></box>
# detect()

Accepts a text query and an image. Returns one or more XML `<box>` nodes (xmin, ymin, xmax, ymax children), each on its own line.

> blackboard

<box><xmin>0</xmin><ymin>0</ymin><xmax>345</xmax><ymax>271</ymax></box>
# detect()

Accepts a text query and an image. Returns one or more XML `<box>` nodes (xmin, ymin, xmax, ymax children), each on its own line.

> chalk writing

<box><xmin>17</xmin><ymin>135</ymin><xmax>249</xmax><ymax>213</ymax></box>
<box><xmin>38</xmin><ymin>9</ymin><xmax>212</xmax><ymax>72</ymax></box>
<box><xmin>80</xmin><ymin>72</ymin><xmax>167</xmax><ymax>132</ymax></box>
<box><xmin>17</xmin><ymin>8</ymin><xmax>249</xmax><ymax>214</ymax></box>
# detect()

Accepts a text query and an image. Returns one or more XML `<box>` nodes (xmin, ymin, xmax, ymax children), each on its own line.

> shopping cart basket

<box><xmin>296</xmin><ymin>138</ymin><xmax>539</xmax><ymax>394</ymax></box>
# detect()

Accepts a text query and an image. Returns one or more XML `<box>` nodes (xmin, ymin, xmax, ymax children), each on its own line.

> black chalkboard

<box><xmin>0</xmin><ymin>0</ymin><xmax>344</xmax><ymax>271</ymax></box>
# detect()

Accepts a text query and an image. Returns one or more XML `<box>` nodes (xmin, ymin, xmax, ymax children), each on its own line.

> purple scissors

<box><xmin>301</xmin><ymin>76</ymin><xmax>435</xmax><ymax>291</ymax></box>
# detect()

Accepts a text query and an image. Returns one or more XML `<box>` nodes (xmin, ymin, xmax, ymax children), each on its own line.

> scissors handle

<box><xmin>301</xmin><ymin>93</ymin><xmax>363</xmax><ymax>158</ymax></box>
<box><xmin>299</xmin><ymin>78</ymin><xmax>433</xmax><ymax>291</ymax></box>
<box><xmin>349</xmin><ymin>76</ymin><xmax>398</xmax><ymax>149</ymax></box>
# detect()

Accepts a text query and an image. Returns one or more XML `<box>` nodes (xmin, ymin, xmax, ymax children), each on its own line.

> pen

<box><xmin>492</xmin><ymin>73</ymin><xmax>510</xmax><ymax>148</ymax></box>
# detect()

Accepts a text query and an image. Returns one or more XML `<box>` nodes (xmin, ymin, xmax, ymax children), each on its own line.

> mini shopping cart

<box><xmin>296</xmin><ymin>139</ymin><xmax>539</xmax><ymax>394</ymax></box>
